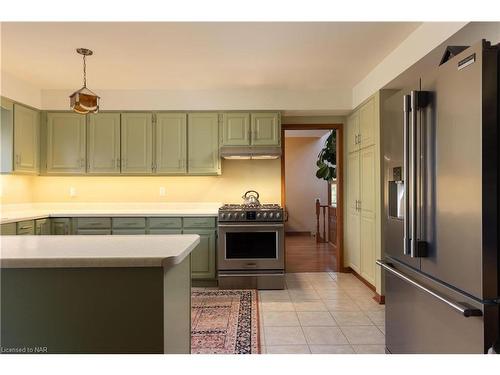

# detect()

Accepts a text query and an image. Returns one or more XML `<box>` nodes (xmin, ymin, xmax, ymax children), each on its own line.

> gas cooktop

<box><xmin>218</xmin><ymin>203</ymin><xmax>284</xmax><ymax>222</ymax></box>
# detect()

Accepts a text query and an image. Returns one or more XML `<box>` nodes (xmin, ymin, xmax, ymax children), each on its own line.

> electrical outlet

<box><xmin>69</xmin><ymin>187</ymin><xmax>77</xmax><ymax>197</ymax></box>
<box><xmin>159</xmin><ymin>187</ymin><xmax>166</xmax><ymax>197</ymax></box>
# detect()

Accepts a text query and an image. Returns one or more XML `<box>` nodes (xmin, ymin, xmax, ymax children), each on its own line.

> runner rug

<box><xmin>191</xmin><ymin>289</ymin><xmax>260</xmax><ymax>354</ymax></box>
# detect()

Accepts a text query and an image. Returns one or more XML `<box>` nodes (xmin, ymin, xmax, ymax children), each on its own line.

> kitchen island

<box><xmin>0</xmin><ymin>234</ymin><xmax>200</xmax><ymax>354</ymax></box>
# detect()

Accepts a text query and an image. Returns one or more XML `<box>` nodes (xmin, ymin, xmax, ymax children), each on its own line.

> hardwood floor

<box><xmin>285</xmin><ymin>235</ymin><xmax>337</xmax><ymax>273</ymax></box>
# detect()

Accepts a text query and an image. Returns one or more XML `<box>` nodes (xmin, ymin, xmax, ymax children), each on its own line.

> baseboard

<box><xmin>285</xmin><ymin>231</ymin><xmax>312</xmax><ymax>236</ymax></box>
<box><xmin>344</xmin><ymin>267</ymin><xmax>385</xmax><ymax>305</ymax></box>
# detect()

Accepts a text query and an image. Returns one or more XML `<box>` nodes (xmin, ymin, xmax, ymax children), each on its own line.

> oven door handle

<box><xmin>218</xmin><ymin>223</ymin><xmax>284</xmax><ymax>228</ymax></box>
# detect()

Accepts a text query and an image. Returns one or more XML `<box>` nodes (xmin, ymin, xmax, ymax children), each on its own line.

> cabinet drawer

<box><xmin>112</xmin><ymin>217</ymin><xmax>146</xmax><ymax>229</ymax></box>
<box><xmin>76</xmin><ymin>217</ymin><xmax>111</xmax><ymax>229</ymax></box>
<box><xmin>113</xmin><ymin>229</ymin><xmax>146</xmax><ymax>235</ymax></box>
<box><xmin>148</xmin><ymin>229</ymin><xmax>182</xmax><ymax>235</ymax></box>
<box><xmin>17</xmin><ymin>220</ymin><xmax>35</xmax><ymax>235</ymax></box>
<box><xmin>148</xmin><ymin>217</ymin><xmax>182</xmax><ymax>229</ymax></box>
<box><xmin>183</xmin><ymin>217</ymin><xmax>216</xmax><ymax>228</ymax></box>
<box><xmin>1</xmin><ymin>223</ymin><xmax>17</xmax><ymax>235</ymax></box>
<box><xmin>75</xmin><ymin>229</ymin><xmax>112</xmax><ymax>235</ymax></box>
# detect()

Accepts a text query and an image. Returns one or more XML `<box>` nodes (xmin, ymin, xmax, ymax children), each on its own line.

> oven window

<box><xmin>225</xmin><ymin>232</ymin><xmax>277</xmax><ymax>259</ymax></box>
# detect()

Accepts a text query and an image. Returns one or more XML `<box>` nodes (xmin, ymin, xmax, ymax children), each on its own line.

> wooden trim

<box><xmin>282</xmin><ymin>123</ymin><xmax>344</xmax><ymax>273</ymax></box>
<box><xmin>346</xmin><ymin>267</ymin><xmax>385</xmax><ymax>305</ymax></box>
<box><xmin>285</xmin><ymin>231</ymin><xmax>311</xmax><ymax>236</ymax></box>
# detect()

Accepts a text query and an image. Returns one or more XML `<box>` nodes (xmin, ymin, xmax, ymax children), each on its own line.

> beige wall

<box><xmin>285</xmin><ymin>135</ymin><xmax>329</xmax><ymax>233</ymax></box>
<box><xmin>0</xmin><ymin>175</ymin><xmax>35</xmax><ymax>204</ymax></box>
<box><xmin>0</xmin><ymin>159</ymin><xmax>281</xmax><ymax>204</ymax></box>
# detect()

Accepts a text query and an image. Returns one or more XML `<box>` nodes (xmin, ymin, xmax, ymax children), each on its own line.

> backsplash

<box><xmin>1</xmin><ymin>159</ymin><xmax>281</xmax><ymax>205</ymax></box>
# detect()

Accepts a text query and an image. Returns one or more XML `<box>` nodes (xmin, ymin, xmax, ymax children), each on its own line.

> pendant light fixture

<box><xmin>69</xmin><ymin>48</ymin><xmax>100</xmax><ymax>114</ymax></box>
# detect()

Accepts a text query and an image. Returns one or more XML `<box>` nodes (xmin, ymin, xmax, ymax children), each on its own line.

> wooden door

<box><xmin>46</xmin><ymin>113</ymin><xmax>86</xmax><ymax>174</ymax></box>
<box><xmin>155</xmin><ymin>113</ymin><xmax>187</xmax><ymax>174</ymax></box>
<box><xmin>13</xmin><ymin>104</ymin><xmax>39</xmax><ymax>174</ymax></box>
<box><xmin>187</xmin><ymin>113</ymin><xmax>220</xmax><ymax>174</ymax></box>
<box><xmin>121</xmin><ymin>113</ymin><xmax>153</xmax><ymax>174</ymax></box>
<box><xmin>250</xmin><ymin>112</ymin><xmax>280</xmax><ymax>146</ymax></box>
<box><xmin>87</xmin><ymin>113</ymin><xmax>121</xmax><ymax>174</ymax></box>
<box><xmin>221</xmin><ymin>112</ymin><xmax>250</xmax><ymax>146</ymax></box>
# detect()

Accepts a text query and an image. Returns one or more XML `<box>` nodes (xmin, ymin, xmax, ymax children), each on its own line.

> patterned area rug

<box><xmin>191</xmin><ymin>289</ymin><xmax>260</xmax><ymax>354</ymax></box>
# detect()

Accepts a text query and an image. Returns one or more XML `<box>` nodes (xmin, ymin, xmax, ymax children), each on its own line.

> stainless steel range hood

<box><xmin>220</xmin><ymin>146</ymin><xmax>281</xmax><ymax>160</ymax></box>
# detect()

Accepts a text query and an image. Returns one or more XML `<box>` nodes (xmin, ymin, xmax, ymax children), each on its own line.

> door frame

<box><xmin>281</xmin><ymin>123</ymin><xmax>345</xmax><ymax>272</ymax></box>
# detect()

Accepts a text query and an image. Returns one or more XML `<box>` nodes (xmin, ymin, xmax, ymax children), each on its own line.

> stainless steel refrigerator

<box><xmin>379</xmin><ymin>40</ymin><xmax>499</xmax><ymax>353</ymax></box>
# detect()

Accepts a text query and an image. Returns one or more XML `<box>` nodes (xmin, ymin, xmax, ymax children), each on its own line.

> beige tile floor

<box><xmin>259</xmin><ymin>272</ymin><xmax>386</xmax><ymax>354</ymax></box>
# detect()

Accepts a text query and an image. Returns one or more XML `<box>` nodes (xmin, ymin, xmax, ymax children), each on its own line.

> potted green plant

<box><xmin>315</xmin><ymin>130</ymin><xmax>336</xmax><ymax>180</ymax></box>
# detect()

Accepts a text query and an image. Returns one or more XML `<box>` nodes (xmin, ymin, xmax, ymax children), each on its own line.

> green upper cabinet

<box><xmin>155</xmin><ymin>113</ymin><xmax>187</xmax><ymax>174</ymax></box>
<box><xmin>187</xmin><ymin>113</ymin><xmax>220</xmax><ymax>175</ymax></box>
<box><xmin>13</xmin><ymin>104</ymin><xmax>39</xmax><ymax>174</ymax></box>
<box><xmin>121</xmin><ymin>113</ymin><xmax>153</xmax><ymax>174</ymax></box>
<box><xmin>87</xmin><ymin>113</ymin><xmax>121</xmax><ymax>174</ymax></box>
<box><xmin>250</xmin><ymin>112</ymin><xmax>280</xmax><ymax>146</ymax></box>
<box><xmin>46</xmin><ymin>113</ymin><xmax>86</xmax><ymax>174</ymax></box>
<box><xmin>221</xmin><ymin>112</ymin><xmax>250</xmax><ymax>146</ymax></box>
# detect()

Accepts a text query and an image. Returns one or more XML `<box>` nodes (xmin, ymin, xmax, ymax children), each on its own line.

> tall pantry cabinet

<box><xmin>344</xmin><ymin>92</ymin><xmax>383</xmax><ymax>295</ymax></box>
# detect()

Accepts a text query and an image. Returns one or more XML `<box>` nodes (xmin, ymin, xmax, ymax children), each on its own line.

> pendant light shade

<box><xmin>70</xmin><ymin>48</ymin><xmax>100</xmax><ymax>114</ymax></box>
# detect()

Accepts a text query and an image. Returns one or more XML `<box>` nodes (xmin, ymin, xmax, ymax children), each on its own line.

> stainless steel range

<box><xmin>217</xmin><ymin>191</ymin><xmax>285</xmax><ymax>290</ymax></box>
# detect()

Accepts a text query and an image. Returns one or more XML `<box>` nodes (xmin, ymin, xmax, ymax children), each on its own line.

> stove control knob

<box><xmin>256</xmin><ymin>212</ymin><xmax>262</xmax><ymax>219</ymax></box>
<box><xmin>240</xmin><ymin>212</ymin><xmax>245</xmax><ymax>219</ymax></box>
<box><xmin>221</xmin><ymin>213</ymin><xmax>226</xmax><ymax>220</ymax></box>
<box><xmin>276</xmin><ymin>212</ymin><xmax>281</xmax><ymax>219</ymax></box>
<box><xmin>269</xmin><ymin>212</ymin><xmax>274</xmax><ymax>219</ymax></box>
<box><xmin>262</xmin><ymin>212</ymin><xmax>268</xmax><ymax>219</ymax></box>
<box><xmin>227</xmin><ymin>213</ymin><xmax>232</xmax><ymax>220</ymax></box>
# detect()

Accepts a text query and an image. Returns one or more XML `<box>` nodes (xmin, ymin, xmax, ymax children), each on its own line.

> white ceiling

<box><xmin>1</xmin><ymin>22</ymin><xmax>421</xmax><ymax>91</ymax></box>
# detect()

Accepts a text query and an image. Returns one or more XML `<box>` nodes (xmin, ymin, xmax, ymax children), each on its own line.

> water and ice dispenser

<box><xmin>388</xmin><ymin>166</ymin><xmax>404</xmax><ymax>220</ymax></box>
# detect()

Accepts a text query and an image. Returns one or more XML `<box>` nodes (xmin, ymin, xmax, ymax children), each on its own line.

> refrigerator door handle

<box><xmin>376</xmin><ymin>260</ymin><xmax>483</xmax><ymax>317</ymax></box>
<box><xmin>403</xmin><ymin>94</ymin><xmax>411</xmax><ymax>256</ymax></box>
<box><xmin>409</xmin><ymin>91</ymin><xmax>419</xmax><ymax>258</ymax></box>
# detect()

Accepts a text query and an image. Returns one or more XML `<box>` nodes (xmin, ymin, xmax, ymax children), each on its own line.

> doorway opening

<box><xmin>281</xmin><ymin>124</ymin><xmax>343</xmax><ymax>273</ymax></box>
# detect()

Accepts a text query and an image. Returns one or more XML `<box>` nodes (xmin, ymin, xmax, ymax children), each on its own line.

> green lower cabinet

<box><xmin>35</xmin><ymin>218</ymin><xmax>51</xmax><ymax>235</ymax></box>
<box><xmin>1</xmin><ymin>223</ymin><xmax>17</xmax><ymax>235</ymax></box>
<box><xmin>113</xmin><ymin>229</ymin><xmax>146</xmax><ymax>235</ymax></box>
<box><xmin>75</xmin><ymin>229</ymin><xmax>112</xmax><ymax>235</ymax></box>
<box><xmin>17</xmin><ymin>220</ymin><xmax>35</xmax><ymax>235</ymax></box>
<box><xmin>183</xmin><ymin>228</ymin><xmax>216</xmax><ymax>280</ymax></box>
<box><xmin>51</xmin><ymin>218</ymin><xmax>72</xmax><ymax>235</ymax></box>
<box><xmin>148</xmin><ymin>229</ymin><xmax>182</xmax><ymax>234</ymax></box>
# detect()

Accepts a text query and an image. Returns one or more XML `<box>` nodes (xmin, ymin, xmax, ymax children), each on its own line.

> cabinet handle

<box><xmin>19</xmin><ymin>226</ymin><xmax>33</xmax><ymax>230</ymax></box>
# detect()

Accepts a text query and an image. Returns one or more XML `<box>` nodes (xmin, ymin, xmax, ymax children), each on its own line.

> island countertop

<box><xmin>0</xmin><ymin>234</ymin><xmax>200</xmax><ymax>268</ymax></box>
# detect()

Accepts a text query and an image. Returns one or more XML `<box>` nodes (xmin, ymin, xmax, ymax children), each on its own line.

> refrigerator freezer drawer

<box><xmin>385</xmin><ymin>269</ymin><xmax>485</xmax><ymax>353</ymax></box>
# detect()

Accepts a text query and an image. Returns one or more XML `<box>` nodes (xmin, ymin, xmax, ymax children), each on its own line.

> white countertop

<box><xmin>0</xmin><ymin>202</ymin><xmax>221</xmax><ymax>224</ymax></box>
<box><xmin>0</xmin><ymin>234</ymin><xmax>200</xmax><ymax>268</ymax></box>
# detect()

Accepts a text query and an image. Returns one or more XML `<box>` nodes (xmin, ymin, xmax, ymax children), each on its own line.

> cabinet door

<box><xmin>184</xmin><ymin>229</ymin><xmax>216</xmax><ymax>280</ymax></box>
<box><xmin>250</xmin><ymin>112</ymin><xmax>280</xmax><ymax>146</ymax></box>
<box><xmin>46</xmin><ymin>113</ymin><xmax>86</xmax><ymax>174</ymax></box>
<box><xmin>121</xmin><ymin>113</ymin><xmax>153</xmax><ymax>174</ymax></box>
<box><xmin>346</xmin><ymin>151</ymin><xmax>360</xmax><ymax>272</ymax></box>
<box><xmin>187</xmin><ymin>113</ymin><xmax>220</xmax><ymax>174</ymax></box>
<box><xmin>13</xmin><ymin>104</ymin><xmax>39</xmax><ymax>174</ymax></box>
<box><xmin>155</xmin><ymin>113</ymin><xmax>187</xmax><ymax>174</ymax></box>
<box><xmin>222</xmin><ymin>113</ymin><xmax>250</xmax><ymax>146</ymax></box>
<box><xmin>359</xmin><ymin>97</ymin><xmax>376</xmax><ymax>149</ymax></box>
<box><xmin>35</xmin><ymin>219</ymin><xmax>51</xmax><ymax>235</ymax></box>
<box><xmin>87</xmin><ymin>113</ymin><xmax>121</xmax><ymax>174</ymax></box>
<box><xmin>1</xmin><ymin>223</ymin><xmax>17</xmax><ymax>235</ymax></box>
<box><xmin>360</xmin><ymin>145</ymin><xmax>376</xmax><ymax>284</ymax></box>
<box><xmin>51</xmin><ymin>218</ymin><xmax>72</xmax><ymax>235</ymax></box>
<box><xmin>346</xmin><ymin>111</ymin><xmax>360</xmax><ymax>154</ymax></box>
